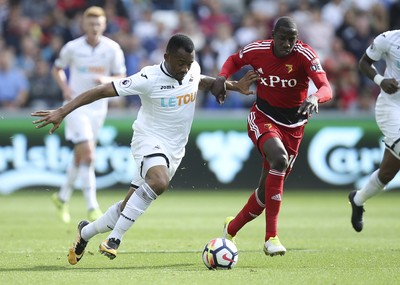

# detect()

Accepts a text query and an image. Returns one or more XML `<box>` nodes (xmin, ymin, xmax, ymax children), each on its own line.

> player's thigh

<box><xmin>376</xmin><ymin>99</ymin><xmax>400</xmax><ymax>158</ymax></box>
<box><xmin>130</xmin><ymin>138</ymin><xmax>181</xmax><ymax>186</ymax></box>
<box><xmin>378</xmin><ymin>149</ymin><xmax>400</xmax><ymax>183</ymax></box>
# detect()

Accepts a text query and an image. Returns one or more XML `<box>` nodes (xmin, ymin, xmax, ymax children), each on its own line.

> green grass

<box><xmin>1</xmin><ymin>189</ymin><xmax>400</xmax><ymax>285</ymax></box>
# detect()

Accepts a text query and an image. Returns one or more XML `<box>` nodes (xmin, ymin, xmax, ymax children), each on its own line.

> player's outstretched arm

<box><xmin>32</xmin><ymin>83</ymin><xmax>117</xmax><ymax>134</ymax></box>
<box><xmin>199</xmin><ymin>70</ymin><xmax>259</xmax><ymax>105</ymax></box>
<box><xmin>199</xmin><ymin>75</ymin><xmax>226</xmax><ymax>105</ymax></box>
<box><xmin>226</xmin><ymin>70</ymin><xmax>259</xmax><ymax>95</ymax></box>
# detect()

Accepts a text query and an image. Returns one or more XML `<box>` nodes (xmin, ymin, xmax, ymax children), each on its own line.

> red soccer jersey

<box><xmin>219</xmin><ymin>39</ymin><xmax>328</xmax><ymax>109</ymax></box>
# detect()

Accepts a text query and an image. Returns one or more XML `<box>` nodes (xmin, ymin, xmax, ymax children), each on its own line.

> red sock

<box><xmin>265</xmin><ymin>169</ymin><xmax>285</xmax><ymax>241</ymax></box>
<box><xmin>228</xmin><ymin>190</ymin><xmax>265</xmax><ymax>236</ymax></box>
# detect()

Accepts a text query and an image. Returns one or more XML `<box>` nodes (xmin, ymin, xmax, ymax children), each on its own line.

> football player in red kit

<box><xmin>213</xmin><ymin>16</ymin><xmax>333</xmax><ymax>256</ymax></box>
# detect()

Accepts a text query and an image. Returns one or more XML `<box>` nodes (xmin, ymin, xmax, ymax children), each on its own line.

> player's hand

<box><xmin>298</xmin><ymin>94</ymin><xmax>319</xmax><ymax>116</ymax></box>
<box><xmin>31</xmin><ymin>109</ymin><xmax>64</xmax><ymax>134</ymax></box>
<box><xmin>236</xmin><ymin>70</ymin><xmax>259</xmax><ymax>95</ymax></box>
<box><xmin>381</xmin><ymin>78</ymin><xmax>399</xmax><ymax>94</ymax></box>
<box><xmin>211</xmin><ymin>76</ymin><xmax>227</xmax><ymax>105</ymax></box>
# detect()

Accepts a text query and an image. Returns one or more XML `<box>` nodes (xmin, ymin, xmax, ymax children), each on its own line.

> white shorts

<box><xmin>375</xmin><ymin>93</ymin><xmax>400</xmax><ymax>159</ymax></box>
<box><xmin>64</xmin><ymin>105</ymin><xmax>107</xmax><ymax>144</ymax></box>
<box><xmin>130</xmin><ymin>136</ymin><xmax>183</xmax><ymax>186</ymax></box>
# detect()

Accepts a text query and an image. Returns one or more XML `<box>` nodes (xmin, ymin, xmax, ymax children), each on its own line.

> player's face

<box><xmin>164</xmin><ymin>48</ymin><xmax>194</xmax><ymax>82</ymax></box>
<box><xmin>272</xmin><ymin>27</ymin><xmax>298</xmax><ymax>58</ymax></box>
<box><xmin>83</xmin><ymin>16</ymin><xmax>106</xmax><ymax>39</ymax></box>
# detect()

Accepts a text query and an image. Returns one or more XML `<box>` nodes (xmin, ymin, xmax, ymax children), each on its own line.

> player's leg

<box><xmin>83</xmin><ymin>111</ymin><xmax>107</xmax><ymax>221</ymax></box>
<box><xmin>74</xmin><ymin>140</ymin><xmax>103</xmax><ymax>221</ymax></box>
<box><xmin>260</xmin><ymin>123</ymin><xmax>302</xmax><ymax>256</ymax></box>
<box><xmin>349</xmin><ymin>102</ymin><xmax>400</xmax><ymax>232</ymax></box>
<box><xmin>350</xmin><ymin>149</ymin><xmax>400</xmax><ymax>232</ymax></box>
<box><xmin>67</xmin><ymin>187</ymin><xmax>138</xmax><ymax>265</ymax></box>
<box><xmin>223</xmin><ymin>181</ymin><xmax>265</xmax><ymax>243</ymax></box>
<box><xmin>52</xmin><ymin>163</ymin><xmax>75</xmax><ymax>223</ymax></box>
<box><xmin>223</xmin><ymin>110</ymin><xmax>269</xmax><ymax>242</ymax></box>
<box><xmin>52</xmin><ymin>121</ymin><xmax>80</xmax><ymax>223</ymax></box>
<box><xmin>99</xmin><ymin>154</ymin><xmax>171</xmax><ymax>259</ymax></box>
<box><xmin>261</xmin><ymin>135</ymin><xmax>287</xmax><ymax>256</ymax></box>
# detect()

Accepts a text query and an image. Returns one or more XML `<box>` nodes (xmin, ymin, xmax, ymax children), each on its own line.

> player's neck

<box><xmin>85</xmin><ymin>35</ymin><xmax>102</xmax><ymax>47</ymax></box>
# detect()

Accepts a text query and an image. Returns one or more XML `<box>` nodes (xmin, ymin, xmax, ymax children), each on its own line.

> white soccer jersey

<box><xmin>368</xmin><ymin>30</ymin><xmax>400</xmax><ymax>157</ymax></box>
<box><xmin>366</xmin><ymin>30</ymin><xmax>400</xmax><ymax>100</ymax></box>
<box><xmin>55</xmin><ymin>35</ymin><xmax>126</xmax><ymax>112</ymax></box>
<box><xmin>112</xmin><ymin>61</ymin><xmax>201</xmax><ymax>159</ymax></box>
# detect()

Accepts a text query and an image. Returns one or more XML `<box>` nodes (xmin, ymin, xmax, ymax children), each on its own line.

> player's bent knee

<box><xmin>270</xmin><ymin>155</ymin><xmax>289</xmax><ymax>172</ymax></box>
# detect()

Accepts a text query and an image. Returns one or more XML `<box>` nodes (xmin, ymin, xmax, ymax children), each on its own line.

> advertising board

<box><xmin>1</xmin><ymin>111</ymin><xmax>398</xmax><ymax>194</ymax></box>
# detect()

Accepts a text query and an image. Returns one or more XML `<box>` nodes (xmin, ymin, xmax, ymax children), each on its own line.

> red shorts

<box><xmin>247</xmin><ymin>104</ymin><xmax>305</xmax><ymax>174</ymax></box>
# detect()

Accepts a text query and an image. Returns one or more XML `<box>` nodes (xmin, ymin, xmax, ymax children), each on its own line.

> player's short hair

<box><xmin>83</xmin><ymin>6</ymin><xmax>106</xmax><ymax>18</ymax></box>
<box><xmin>166</xmin><ymin>34</ymin><xmax>194</xmax><ymax>54</ymax></box>
<box><xmin>273</xmin><ymin>16</ymin><xmax>297</xmax><ymax>32</ymax></box>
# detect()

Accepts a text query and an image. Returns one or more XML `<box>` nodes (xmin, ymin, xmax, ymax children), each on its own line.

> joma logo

<box><xmin>161</xmin><ymin>85</ymin><xmax>175</xmax><ymax>90</ymax></box>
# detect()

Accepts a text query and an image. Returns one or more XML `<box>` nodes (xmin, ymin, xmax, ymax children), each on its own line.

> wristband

<box><xmin>373</xmin><ymin>74</ymin><xmax>384</xmax><ymax>86</ymax></box>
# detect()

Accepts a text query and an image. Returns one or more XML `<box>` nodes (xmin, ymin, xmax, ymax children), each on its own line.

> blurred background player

<box><xmin>213</xmin><ymin>16</ymin><xmax>332</xmax><ymax>256</ymax></box>
<box><xmin>348</xmin><ymin>30</ymin><xmax>400</xmax><ymax>232</ymax></box>
<box><xmin>32</xmin><ymin>34</ymin><xmax>258</xmax><ymax>264</ymax></box>
<box><xmin>51</xmin><ymin>6</ymin><xmax>126</xmax><ymax>223</ymax></box>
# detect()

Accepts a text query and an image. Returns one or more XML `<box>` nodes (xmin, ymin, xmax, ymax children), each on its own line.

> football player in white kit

<box><xmin>51</xmin><ymin>6</ymin><xmax>126</xmax><ymax>224</ymax></box>
<box><xmin>349</xmin><ymin>30</ymin><xmax>400</xmax><ymax>232</ymax></box>
<box><xmin>32</xmin><ymin>33</ymin><xmax>259</xmax><ymax>264</ymax></box>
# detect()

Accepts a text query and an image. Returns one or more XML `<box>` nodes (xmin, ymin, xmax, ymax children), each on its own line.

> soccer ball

<box><xmin>202</xmin><ymin>238</ymin><xmax>238</xmax><ymax>270</ymax></box>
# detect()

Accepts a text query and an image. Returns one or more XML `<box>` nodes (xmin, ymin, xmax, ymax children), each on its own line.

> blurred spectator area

<box><xmin>0</xmin><ymin>0</ymin><xmax>398</xmax><ymax>112</ymax></box>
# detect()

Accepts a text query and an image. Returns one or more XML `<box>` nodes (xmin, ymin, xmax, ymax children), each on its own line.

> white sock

<box><xmin>107</xmin><ymin>183</ymin><xmax>157</xmax><ymax>241</ymax></box>
<box><xmin>58</xmin><ymin>163</ymin><xmax>78</xmax><ymax>202</ymax></box>
<box><xmin>354</xmin><ymin>170</ymin><xmax>385</xmax><ymax>205</ymax></box>
<box><xmin>81</xmin><ymin>201</ymin><xmax>122</xmax><ymax>241</ymax></box>
<box><xmin>79</xmin><ymin>164</ymin><xmax>99</xmax><ymax>210</ymax></box>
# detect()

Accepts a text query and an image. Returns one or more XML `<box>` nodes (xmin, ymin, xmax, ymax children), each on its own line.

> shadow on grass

<box><xmin>0</xmin><ymin>263</ymin><xmax>197</xmax><ymax>272</ymax></box>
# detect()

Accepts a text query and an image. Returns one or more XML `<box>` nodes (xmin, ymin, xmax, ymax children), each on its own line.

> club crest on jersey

<box><xmin>189</xmin><ymin>74</ymin><xmax>194</xmax><ymax>82</ymax></box>
<box><xmin>119</xmin><ymin>78</ymin><xmax>132</xmax><ymax>88</ymax></box>
<box><xmin>264</xmin><ymin>123</ymin><xmax>272</xmax><ymax>129</ymax></box>
<box><xmin>285</xmin><ymin>64</ymin><xmax>293</xmax><ymax>73</ymax></box>
<box><xmin>310</xmin><ymin>58</ymin><xmax>324</xmax><ymax>72</ymax></box>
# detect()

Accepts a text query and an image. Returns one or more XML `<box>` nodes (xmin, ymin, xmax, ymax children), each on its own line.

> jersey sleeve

<box><xmin>366</xmin><ymin>32</ymin><xmax>388</xmax><ymax>62</ymax></box>
<box><xmin>218</xmin><ymin>44</ymin><xmax>253</xmax><ymax>78</ymax></box>
<box><xmin>54</xmin><ymin>42</ymin><xmax>72</xmax><ymax>69</ymax></box>
<box><xmin>112</xmin><ymin>67</ymin><xmax>151</xmax><ymax>97</ymax></box>
<box><xmin>303</xmin><ymin>48</ymin><xmax>332</xmax><ymax>103</ymax></box>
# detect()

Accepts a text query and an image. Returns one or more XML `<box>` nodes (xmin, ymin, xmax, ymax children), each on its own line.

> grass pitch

<box><xmin>1</xmin><ymin>188</ymin><xmax>399</xmax><ymax>285</ymax></box>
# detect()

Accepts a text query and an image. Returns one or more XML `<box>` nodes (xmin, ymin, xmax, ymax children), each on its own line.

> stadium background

<box><xmin>1</xmin><ymin>0</ymin><xmax>400</xmax><ymax>194</ymax></box>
